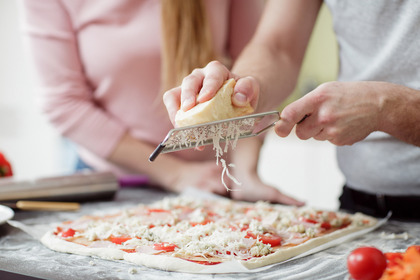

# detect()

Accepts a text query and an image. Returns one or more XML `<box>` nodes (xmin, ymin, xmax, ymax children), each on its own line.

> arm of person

<box><xmin>227</xmin><ymin>0</ymin><xmax>265</xmax><ymax>61</ymax></box>
<box><xmin>230</xmin><ymin>0</ymin><xmax>322</xmax><ymax>112</ymax></box>
<box><xmin>19</xmin><ymin>0</ymin><xmax>126</xmax><ymax>160</ymax></box>
<box><xmin>107</xmin><ymin>133</ymin><xmax>228</xmax><ymax>194</ymax></box>
<box><xmin>18</xmin><ymin>0</ymin><xmax>229</xmax><ymax>194</ymax></box>
<box><xmin>229</xmin><ymin>136</ymin><xmax>304</xmax><ymax>206</ymax></box>
<box><xmin>163</xmin><ymin>0</ymin><xmax>323</xmax><ymax>123</ymax></box>
<box><xmin>275</xmin><ymin>81</ymin><xmax>420</xmax><ymax>147</ymax></box>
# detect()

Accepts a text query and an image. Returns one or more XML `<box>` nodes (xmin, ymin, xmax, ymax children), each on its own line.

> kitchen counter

<box><xmin>0</xmin><ymin>187</ymin><xmax>419</xmax><ymax>280</ymax></box>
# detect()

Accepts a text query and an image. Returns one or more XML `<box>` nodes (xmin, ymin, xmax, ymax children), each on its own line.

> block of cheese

<box><xmin>175</xmin><ymin>79</ymin><xmax>254</xmax><ymax>127</ymax></box>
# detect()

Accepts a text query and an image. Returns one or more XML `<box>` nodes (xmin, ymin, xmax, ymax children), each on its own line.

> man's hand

<box><xmin>275</xmin><ymin>81</ymin><xmax>383</xmax><ymax>146</ymax></box>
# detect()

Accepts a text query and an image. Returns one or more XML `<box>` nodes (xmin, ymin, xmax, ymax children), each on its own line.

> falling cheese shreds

<box><xmin>173</xmin><ymin>118</ymin><xmax>256</xmax><ymax>191</ymax></box>
<box><xmin>212</xmin><ymin>119</ymin><xmax>256</xmax><ymax>191</ymax></box>
<box><xmin>220</xmin><ymin>158</ymin><xmax>242</xmax><ymax>191</ymax></box>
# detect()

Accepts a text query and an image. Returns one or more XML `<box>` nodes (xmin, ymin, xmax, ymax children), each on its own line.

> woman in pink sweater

<box><xmin>19</xmin><ymin>0</ymin><xmax>302</xmax><ymax>205</ymax></box>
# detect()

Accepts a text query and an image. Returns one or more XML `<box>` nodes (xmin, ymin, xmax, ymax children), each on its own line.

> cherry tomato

<box><xmin>347</xmin><ymin>247</ymin><xmax>387</xmax><ymax>280</ymax></box>
<box><xmin>153</xmin><ymin>242</ymin><xmax>177</xmax><ymax>252</ymax></box>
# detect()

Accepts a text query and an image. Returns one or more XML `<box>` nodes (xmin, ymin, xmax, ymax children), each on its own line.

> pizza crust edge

<box><xmin>240</xmin><ymin>212</ymin><xmax>378</xmax><ymax>269</ymax></box>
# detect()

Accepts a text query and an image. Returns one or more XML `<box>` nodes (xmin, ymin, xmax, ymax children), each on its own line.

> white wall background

<box><xmin>258</xmin><ymin>131</ymin><xmax>344</xmax><ymax>210</ymax></box>
<box><xmin>0</xmin><ymin>1</ymin><xmax>67</xmax><ymax>180</ymax></box>
<box><xmin>0</xmin><ymin>1</ymin><xmax>344</xmax><ymax>210</ymax></box>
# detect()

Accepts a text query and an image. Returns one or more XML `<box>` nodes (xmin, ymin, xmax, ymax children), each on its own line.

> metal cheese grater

<box><xmin>149</xmin><ymin>111</ymin><xmax>280</xmax><ymax>161</ymax></box>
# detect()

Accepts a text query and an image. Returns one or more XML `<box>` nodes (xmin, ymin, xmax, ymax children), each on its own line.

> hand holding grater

<box><xmin>149</xmin><ymin>111</ymin><xmax>280</xmax><ymax>162</ymax></box>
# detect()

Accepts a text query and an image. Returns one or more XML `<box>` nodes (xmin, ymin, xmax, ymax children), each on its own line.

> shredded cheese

<box><xmin>52</xmin><ymin>196</ymin><xmax>369</xmax><ymax>263</ymax></box>
<box><xmin>168</xmin><ymin>116</ymin><xmax>256</xmax><ymax>192</ymax></box>
<box><xmin>210</xmin><ymin>119</ymin><xmax>255</xmax><ymax>191</ymax></box>
<box><xmin>220</xmin><ymin>159</ymin><xmax>242</xmax><ymax>191</ymax></box>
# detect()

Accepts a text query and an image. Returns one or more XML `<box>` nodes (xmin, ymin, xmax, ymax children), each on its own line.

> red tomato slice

<box><xmin>147</xmin><ymin>208</ymin><xmax>171</xmax><ymax>213</ymax></box>
<box><xmin>246</xmin><ymin>232</ymin><xmax>282</xmax><ymax>247</ymax></box>
<box><xmin>241</xmin><ymin>224</ymin><xmax>250</xmax><ymax>231</ymax></box>
<box><xmin>320</xmin><ymin>222</ymin><xmax>331</xmax><ymax>230</ymax></box>
<box><xmin>206</xmin><ymin>211</ymin><xmax>218</xmax><ymax>217</ymax></box>
<box><xmin>55</xmin><ymin>226</ymin><xmax>63</xmax><ymax>234</ymax></box>
<box><xmin>382</xmin><ymin>246</ymin><xmax>420</xmax><ymax>279</ymax></box>
<box><xmin>61</xmin><ymin>228</ymin><xmax>76</xmax><ymax>238</ymax></box>
<box><xmin>347</xmin><ymin>247</ymin><xmax>387</xmax><ymax>280</ymax></box>
<box><xmin>109</xmin><ymin>236</ymin><xmax>132</xmax><ymax>245</ymax></box>
<box><xmin>121</xmin><ymin>249</ymin><xmax>136</xmax><ymax>253</ymax></box>
<box><xmin>408</xmin><ymin>245</ymin><xmax>420</xmax><ymax>254</ymax></box>
<box><xmin>190</xmin><ymin>218</ymin><xmax>212</xmax><ymax>227</ymax></box>
<box><xmin>153</xmin><ymin>242</ymin><xmax>177</xmax><ymax>252</ymax></box>
<box><xmin>299</xmin><ymin>217</ymin><xmax>318</xmax><ymax>224</ymax></box>
<box><xmin>229</xmin><ymin>224</ymin><xmax>249</xmax><ymax>232</ymax></box>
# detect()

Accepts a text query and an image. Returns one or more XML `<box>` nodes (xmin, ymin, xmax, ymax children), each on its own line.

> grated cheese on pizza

<box><xmin>42</xmin><ymin>196</ymin><xmax>378</xmax><ymax>272</ymax></box>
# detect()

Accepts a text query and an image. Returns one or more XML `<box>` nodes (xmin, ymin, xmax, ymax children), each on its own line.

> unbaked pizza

<box><xmin>41</xmin><ymin>196</ymin><xmax>378</xmax><ymax>273</ymax></box>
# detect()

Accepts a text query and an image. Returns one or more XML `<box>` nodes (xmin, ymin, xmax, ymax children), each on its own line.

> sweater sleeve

<box><xmin>18</xmin><ymin>0</ymin><xmax>126</xmax><ymax>159</ymax></box>
<box><xmin>228</xmin><ymin>0</ymin><xmax>264</xmax><ymax>61</ymax></box>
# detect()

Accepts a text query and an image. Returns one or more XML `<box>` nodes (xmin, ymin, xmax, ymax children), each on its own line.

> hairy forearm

<box><xmin>231</xmin><ymin>0</ymin><xmax>322</xmax><ymax>113</ymax></box>
<box><xmin>232</xmin><ymin>41</ymin><xmax>300</xmax><ymax>113</ymax></box>
<box><xmin>378</xmin><ymin>82</ymin><xmax>420</xmax><ymax>146</ymax></box>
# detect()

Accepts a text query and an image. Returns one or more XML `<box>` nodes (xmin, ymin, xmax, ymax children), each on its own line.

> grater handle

<box><xmin>254</xmin><ymin>112</ymin><xmax>306</xmax><ymax>136</ymax></box>
<box><xmin>149</xmin><ymin>143</ymin><xmax>166</xmax><ymax>162</ymax></box>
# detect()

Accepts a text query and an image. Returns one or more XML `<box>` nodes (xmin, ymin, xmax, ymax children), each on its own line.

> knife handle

<box><xmin>16</xmin><ymin>201</ymin><xmax>80</xmax><ymax>211</ymax></box>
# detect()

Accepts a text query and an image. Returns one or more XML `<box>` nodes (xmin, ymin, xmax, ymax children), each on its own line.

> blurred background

<box><xmin>0</xmin><ymin>0</ymin><xmax>69</xmax><ymax>180</ymax></box>
<box><xmin>0</xmin><ymin>1</ymin><xmax>343</xmax><ymax>210</ymax></box>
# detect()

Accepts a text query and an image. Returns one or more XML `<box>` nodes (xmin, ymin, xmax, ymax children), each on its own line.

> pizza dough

<box><xmin>40</xmin><ymin>196</ymin><xmax>379</xmax><ymax>273</ymax></box>
<box><xmin>175</xmin><ymin>79</ymin><xmax>254</xmax><ymax>127</ymax></box>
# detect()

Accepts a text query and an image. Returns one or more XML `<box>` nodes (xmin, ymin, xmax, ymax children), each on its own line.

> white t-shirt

<box><xmin>324</xmin><ymin>0</ymin><xmax>420</xmax><ymax>195</ymax></box>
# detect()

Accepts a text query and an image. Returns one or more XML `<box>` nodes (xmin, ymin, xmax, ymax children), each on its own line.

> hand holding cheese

<box><xmin>175</xmin><ymin>79</ymin><xmax>254</xmax><ymax>127</ymax></box>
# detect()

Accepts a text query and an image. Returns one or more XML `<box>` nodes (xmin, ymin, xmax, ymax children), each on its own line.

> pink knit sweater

<box><xmin>19</xmin><ymin>0</ymin><xmax>263</xmax><ymax>174</ymax></box>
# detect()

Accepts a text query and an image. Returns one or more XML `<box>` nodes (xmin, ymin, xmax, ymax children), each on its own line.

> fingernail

<box><xmin>182</xmin><ymin>98</ymin><xmax>194</xmax><ymax>110</ymax></box>
<box><xmin>197</xmin><ymin>89</ymin><xmax>210</xmax><ymax>103</ymax></box>
<box><xmin>197</xmin><ymin>93</ymin><xmax>205</xmax><ymax>103</ymax></box>
<box><xmin>233</xmin><ymin>92</ymin><xmax>248</xmax><ymax>106</ymax></box>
